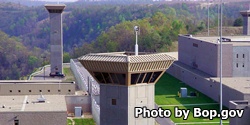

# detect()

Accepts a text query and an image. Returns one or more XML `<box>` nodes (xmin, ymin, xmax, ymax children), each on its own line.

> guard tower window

<box><xmin>193</xmin><ymin>43</ymin><xmax>198</xmax><ymax>47</ymax></box>
<box><xmin>93</xmin><ymin>72</ymin><xmax>105</xmax><ymax>83</ymax></box>
<box><xmin>243</xmin><ymin>54</ymin><xmax>245</xmax><ymax>58</ymax></box>
<box><xmin>14</xmin><ymin>119</ymin><xmax>19</xmax><ymax>125</ymax></box>
<box><xmin>150</xmin><ymin>71</ymin><xmax>162</xmax><ymax>83</ymax></box>
<box><xmin>18</xmin><ymin>90</ymin><xmax>21</xmax><ymax>93</ymax></box>
<box><xmin>48</xmin><ymin>90</ymin><xmax>50</xmax><ymax>92</ymax></box>
<box><xmin>236</xmin><ymin>54</ymin><xmax>238</xmax><ymax>58</ymax></box>
<box><xmin>111</xmin><ymin>99</ymin><xmax>116</xmax><ymax>105</ymax></box>
<box><xmin>29</xmin><ymin>90</ymin><xmax>31</xmax><ymax>93</ymax></box>
<box><xmin>143</xmin><ymin>72</ymin><xmax>153</xmax><ymax>83</ymax></box>
<box><xmin>9</xmin><ymin>90</ymin><xmax>12</xmax><ymax>93</ymax></box>
<box><xmin>39</xmin><ymin>90</ymin><xmax>42</xmax><ymax>92</ymax></box>
<box><xmin>102</xmin><ymin>73</ymin><xmax>112</xmax><ymax>84</ymax></box>
<box><xmin>137</xmin><ymin>73</ymin><xmax>145</xmax><ymax>83</ymax></box>
<box><xmin>116</xmin><ymin>74</ymin><xmax>126</xmax><ymax>85</ymax></box>
<box><xmin>110</xmin><ymin>73</ymin><xmax>119</xmax><ymax>84</ymax></box>
<box><xmin>236</xmin><ymin>63</ymin><xmax>238</xmax><ymax>68</ymax></box>
<box><xmin>131</xmin><ymin>74</ymin><xmax>140</xmax><ymax>85</ymax></box>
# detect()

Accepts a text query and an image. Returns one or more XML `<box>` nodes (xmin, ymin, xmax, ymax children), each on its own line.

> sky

<box><xmin>35</xmin><ymin>0</ymin><xmax>77</xmax><ymax>2</ymax></box>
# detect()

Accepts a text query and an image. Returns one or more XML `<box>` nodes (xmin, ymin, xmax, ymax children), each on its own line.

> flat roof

<box><xmin>78</xmin><ymin>51</ymin><xmax>175</xmax><ymax>63</ymax></box>
<box><xmin>182</xmin><ymin>35</ymin><xmax>250</xmax><ymax>46</ymax></box>
<box><xmin>211</xmin><ymin>77</ymin><xmax>250</xmax><ymax>94</ymax></box>
<box><xmin>0</xmin><ymin>80</ymin><xmax>73</xmax><ymax>83</ymax></box>
<box><xmin>0</xmin><ymin>95</ymin><xmax>66</xmax><ymax>112</ymax></box>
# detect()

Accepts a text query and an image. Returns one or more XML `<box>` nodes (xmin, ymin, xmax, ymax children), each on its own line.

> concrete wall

<box><xmin>0</xmin><ymin>111</ymin><xmax>67</xmax><ymax>125</ymax></box>
<box><xmin>65</xmin><ymin>95</ymin><xmax>91</xmax><ymax>114</ymax></box>
<box><xmin>233</xmin><ymin>46</ymin><xmax>250</xmax><ymax>77</ymax></box>
<box><xmin>92</xmin><ymin>96</ymin><xmax>100</xmax><ymax>125</ymax></box>
<box><xmin>70</xmin><ymin>59</ymin><xmax>89</xmax><ymax>91</ymax></box>
<box><xmin>0</xmin><ymin>83</ymin><xmax>75</xmax><ymax>95</ymax></box>
<box><xmin>229</xmin><ymin>100</ymin><xmax>250</xmax><ymax>125</ymax></box>
<box><xmin>178</xmin><ymin>36</ymin><xmax>233</xmax><ymax>77</ymax></box>
<box><xmin>100</xmin><ymin>84</ymin><xmax>154</xmax><ymax>125</ymax></box>
<box><xmin>128</xmin><ymin>84</ymin><xmax>155</xmax><ymax>125</ymax></box>
<box><xmin>49</xmin><ymin>12</ymin><xmax>63</xmax><ymax>74</ymax></box>
<box><xmin>167</xmin><ymin>62</ymin><xmax>244</xmax><ymax>108</ymax></box>
<box><xmin>242</xmin><ymin>16</ymin><xmax>250</xmax><ymax>35</ymax></box>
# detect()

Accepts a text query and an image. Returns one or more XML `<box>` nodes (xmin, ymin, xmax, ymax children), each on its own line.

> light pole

<box><xmin>207</xmin><ymin>0</ymin><xmax>210</xmax><ymax>36</ymax></box>
<box><xmin>219</xmin><ymin>0</ymin><xmax>223</xmax><ymax>125</ymax></box>
<box><xmin>134</xmin><ymin>26</ymin><xmax>140</xmax><ymax>56</ymax></box>
<box><xmin>41</xmin><ymin>56</ymin><xmax>46</xmax><ymax>80</ymax></box>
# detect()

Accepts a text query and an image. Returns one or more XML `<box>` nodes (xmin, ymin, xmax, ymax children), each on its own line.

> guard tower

<box><xmin>240</xmin><ymin>10</ymin><xmax>250</xmax><ymax>35</ymax></box>
<box><xmin>45</xmin><ymin>4</ymin><xmax>66</xmax><ymax>74</ymax></box>
<box><xmin>79</xmin><ymin>52</ymin><xmax>175</xmax><ymax>125</ymax></box>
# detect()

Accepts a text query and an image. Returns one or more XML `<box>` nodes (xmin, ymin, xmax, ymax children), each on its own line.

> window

<box><xmin>14</xmin><ymin>119</ymin><xmax>19</xmax><ymax>125</ymax></box>
<box><xmin>131</xmin><ymin>74</ymin><xmax>140</xmax><ymax>85</ymax></box>
<box><xmin>18</xmin><ymin>90</ymin><xmax>21</xmax><ymax>93</ymax></box>
<box><xmin>236</xmin><ymin>63</ymin><xmax>238</xmax><ymax>68</ymax></box>
<box><xmin>29</xmin><ymin>90</ymin><xmax>31</xmax><ymax>93</ymax></box>
<box><xmin>116</xmin><ymin>74</ymin><xmax>126</xmax><ymax>85</ymax></box>
<box><xmin>137</xmin><ymin>73</ymin><xmax>145</xmax><ymax>83</ymax></box>
<box><xmin>143</xmin><ymin>72</ymin><xmax>153</xmax><ymax>83</ymax></box>
<box><xmin>93</xmin><ymin>72</ymin><xmax>105</xmax><ymax>83</ymax></box>
<box><xmin>111</xmin><ymin>99</ymin><xmax>116</xmax><ymax>105</ymax></box>
<box><xmin>102</xmin><ymin>73</ymin><xmax>112</xmax><ymax>83</ymax></box>
<box><xmin>58</xmin><ymin>90</ymin><xmax>61</xmax><ymax>92</ymax></box>
<box><xmin>243</xmin><ymin>54</ymin><xmax>245</xmax><ymax>58</ymax></box>
<box><xmin>39</xmin><ymin>90</ymin><xmax>42</xmax><ymax>92</ymax></box>
<box><xmin>193</xmin><ymin>43</ymin><xmax>198</xmax><ymax>47</ymax></box>
<box><xmin>110</xmin><ymin>73</ymin><xmax>119</xmax><ymax>84</ymax></box>
<box><xmin>243</xmin><ymin>63</ymin><xmax>245</xmax><ymax>67</ymax></box>
<box><xmin>68</xmin><ymin>89</ymin><xmax>71</xmax><ymax>92</ymax></box>
<box><xmin>236</xmin><ymin>54</ymin><xmax>238</xmax><ymax>58</ymax></box>
<box><xmin>9</xmin><ymin>90</ymin><xmax>12</xmax><ymax>93</ymax></box>
<box><xmin>150</xmin><ymin>72</ymin><xmax>162</xmax><ymax>83</ymax></box>
<box><xmin>48</xmin><ymin>90</ymin><xmax>50</xmax><ymax>92</ymax></box>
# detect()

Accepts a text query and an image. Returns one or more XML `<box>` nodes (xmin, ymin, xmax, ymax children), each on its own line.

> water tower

<box><xmin>79</xmin><ymin>52</ymin><xmax>174</xmax><ymax>125</ymax></box>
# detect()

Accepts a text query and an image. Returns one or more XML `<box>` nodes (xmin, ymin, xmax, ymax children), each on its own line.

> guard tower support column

<box><xmin>45</xmin><ymin>4</ymin><xmax>66</xmax><ymax>74</ymax></box>
<box><xmin>240</xmin><ymin>10</ymin><xmax>250</xmax><ymax>35</ymax></box>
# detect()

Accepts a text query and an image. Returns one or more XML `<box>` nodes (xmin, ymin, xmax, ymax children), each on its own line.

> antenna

<box><xmin>134</xmin><ymin>26</ymin><xmax>139</xmax><ymax>56</ymax></box>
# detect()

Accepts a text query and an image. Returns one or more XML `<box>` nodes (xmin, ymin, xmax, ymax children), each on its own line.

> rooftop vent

<box><xmin>37</xmin><ymin>92</ymin><xmax>46</xmax><ymax>103</ymax></box>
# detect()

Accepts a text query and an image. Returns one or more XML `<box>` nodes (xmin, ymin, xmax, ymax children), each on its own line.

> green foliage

<box><xmin>0</xmin><ymin>30</ymin><xmax>42</xmax><ymax>80</ymax></box>
<box><xmin>73</xmin><ymin>118</ymin><xmax>95</xmax><ymax>125</ymax></box>
<box><xmin>88</xmin><ymin>12</ymin><xmax>186</xmax><ymax>53</ymax></box>
<box><xmin>233</xmin><ymin>17</ymin><xmax>243</xmax><ymax>27</ymax></box>
<box><xmin>63</xmin><ymin>52</ymin><xmax>71</xmax><ymax>63</ymax></box>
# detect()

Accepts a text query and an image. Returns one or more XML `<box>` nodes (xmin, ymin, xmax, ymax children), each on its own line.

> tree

<box><xmin>233</xmin><ymin>17</ymin><xmax>243</xmax><ymax>27</ymax></box>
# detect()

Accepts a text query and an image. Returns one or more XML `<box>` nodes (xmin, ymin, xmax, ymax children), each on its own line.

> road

<box><xmin>31</xmin><ymin>64</ymin><xmax>70</xmax><ymax>80</ymax></box>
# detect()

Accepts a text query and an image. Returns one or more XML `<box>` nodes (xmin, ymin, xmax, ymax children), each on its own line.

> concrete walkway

<box><xmin>158</xmin><ymin>103</ymin><xmax>219</xmax><ymax>107</ymax></box>
<box><xmin>155</xmin><ymin>104</ymin><xmax>175</xmax><ymax>125</ymax></box>
<box><xmin>68</xmin><ymin>117</ymin><xmax>75</xmax><ymax>125</ymax></box>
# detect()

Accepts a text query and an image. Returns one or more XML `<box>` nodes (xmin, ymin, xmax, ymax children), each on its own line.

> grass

<box><xmin>67</xmin><ymin>119</ymin><xmax>72</xmax><ymax>125</ymax></box>
<box><xmin>63</xmin><ymin>67</ymin><xmax>76</xmax><ymax>82</ymax></box>
<box><xmin>155</xmin><ymin>73</ymin><xmax>229</xmax><ymax>123</ymax></box>
<box><xmin>73</xmin><ymin>118</ymin><xmax>95</xmax><ymax>125</ymax></box>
